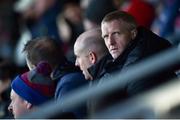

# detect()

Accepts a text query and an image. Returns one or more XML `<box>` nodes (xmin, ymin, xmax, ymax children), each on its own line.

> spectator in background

<box><xmin>23</xmin><ymin>36</ymin><xmax>88</xmax><ymax>118</ymax></box>
<box><xmin>151</xmin><ymin>0</ymin><xmax>180</xmax><ymax>39</ymax></box>
<box><xmin>0</xmin><ymin>0</ymin><xmax>20</xmax><ymax>62</ymax></box>
<box><xmin>124</xmin><ymin>0</ymin><xmax>156</xmax><ymax>28</ymax></box>
<box><xmin>0</xmin><ymin>61</ymin><xmax>17</xmax><ymax>118</ymax></box>
<box><xmin>87</xmin><ymin>10</ymin><xmax>176</xmax><ymax>115</ymax></box>
<box><xmin>14</xmin><ymin>0</ymin><xmax>63</xmax><ymax>66</ymax></box>
<box><xmin>74</xmin><ymin>28</ymin><xmax>109</xmax><ymax>80</ymax></box>
<box><xmin>14</xmin><ymin>0</ymin><xmax>62</xmax><ymax>41</ymax></box>
<box><xmin>167</xmin><ymin>15</ymin><xmax>180</xmax><ymax>45</ymax></box>
<box><xmin>8</xmin><ymin>61</ymin><xmax>55</xmax><ymax>119</ymax></box>
<box><xmin>57</xmin><ymin>0</ymin><xmax>84</xmax><ymax>62</ymax></box>
<box><xmin>83</xmin><ymin>0</ymin><xmax>116</xmax><ymax>30</ymax></box>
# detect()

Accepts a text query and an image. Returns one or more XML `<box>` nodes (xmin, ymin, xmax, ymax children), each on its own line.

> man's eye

<box><xmin>113</xmin><ymin>32</ymin><xmax>120</xmax><ymax>35</ymax></box>
<box><xmin>103</xmin><ymin>35</ymin><xmax>108</xmax><ymax>40</ymax></box>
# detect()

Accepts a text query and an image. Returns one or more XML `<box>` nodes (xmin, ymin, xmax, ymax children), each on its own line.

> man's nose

<box><xmin>108</xmin><ymin>35</ymin><xmax>115</xmax><ymax>45</ymax></box>
<box><xmin>8</xmin><ymin>103</ymin><xmax>12</xmax><ymax>113</ymax></box>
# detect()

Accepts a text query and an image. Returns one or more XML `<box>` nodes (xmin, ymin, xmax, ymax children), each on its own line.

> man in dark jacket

<box><xmin>87</xmin><ymin>11</ymin><xmax>177</xmax><ymax>115</ymax></box>
<box><xmin>74</xmin><ymin>28</ymin><xmax>111</xmax><ymax>116</ymax></box>
<box><xmin>74</xmin><ymin>28</ymin><xmax>109</xmax><ymax>80</ymax></box>
<box><xmin>23</xmin><ymin>36</ymin><xmax>88</xmax><ymax>118</ymax></box>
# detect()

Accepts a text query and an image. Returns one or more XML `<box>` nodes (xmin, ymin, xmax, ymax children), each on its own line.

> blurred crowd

<box><xmin>0</xmin><ymin>0</ymin><xmax>179</xmax><ymax>118</ymax></box>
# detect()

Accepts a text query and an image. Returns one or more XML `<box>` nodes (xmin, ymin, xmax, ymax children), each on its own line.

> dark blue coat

<box><xmin>51</xmin><ymin>62</ymin><xmax>88</xmax><ymax>118</ymax></box>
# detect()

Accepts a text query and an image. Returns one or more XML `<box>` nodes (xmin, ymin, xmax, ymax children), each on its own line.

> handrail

<box><xmin>93</xmin><ymin>77</ymin><xmax>180</xmax><ymax>118</ymax></box>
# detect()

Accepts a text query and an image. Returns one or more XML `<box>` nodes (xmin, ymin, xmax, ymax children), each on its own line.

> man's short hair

<box><xmin>23</xmin><ymin>36</ymin><xmax>66</xmax><ymax>67</ymax></box>
<box><xmin>102</xmin><ymin>10</ymin><xmax>138</xmax><ymax>31</ymax></box>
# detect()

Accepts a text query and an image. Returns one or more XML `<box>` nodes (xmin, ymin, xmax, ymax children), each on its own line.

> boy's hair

<box><xmin>23</xmin><ymin>36</ymin><xmax>66</xmax><ymax>67</ymax></box>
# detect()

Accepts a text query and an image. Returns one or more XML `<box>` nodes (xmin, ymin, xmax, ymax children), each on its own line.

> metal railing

<box><xmin>93</xmin><ymin>77</ymin><xmax>180</xmax><ymax>118</ymax></box>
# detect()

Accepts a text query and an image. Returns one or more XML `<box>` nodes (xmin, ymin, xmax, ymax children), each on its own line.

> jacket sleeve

<box><xmin>55</xmin><ymin>72</ymin><xmax>88</xmax><ymax>118</ymax></box>
<box><xmin>55</xmin><ymin>72</ymin><xmax>87</xmax><ymax>100</ymax></box>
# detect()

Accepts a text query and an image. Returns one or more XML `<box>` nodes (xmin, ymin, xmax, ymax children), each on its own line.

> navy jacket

<box><xmin>51</xmin><ymin>62</ymin><xmax>88</xmax><ymax>118</ymax></box>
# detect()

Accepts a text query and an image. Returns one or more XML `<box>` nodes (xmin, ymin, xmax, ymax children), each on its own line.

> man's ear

<box><xmin>89</xmin><ymin>52</ymin><xmax>97</xmax><ymax>64</ymax></box>
<box><xmin>131</xmin><ymin>29</ymin><xmax>137</xmax><ymax>40</ymax></box>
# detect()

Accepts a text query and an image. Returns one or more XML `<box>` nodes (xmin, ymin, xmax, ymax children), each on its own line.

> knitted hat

<box><xmin>11</xmin><ymin>61</ymin><xmax>55</xmax><ymax>105</ymax></box>
<box><xmin>84</xmin><ymin>0</ymin><xmax>116</xmax><ymax>25</ymax></box>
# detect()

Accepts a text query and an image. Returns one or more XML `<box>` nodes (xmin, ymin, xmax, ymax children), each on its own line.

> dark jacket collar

<box><xmin>105</xmin><ymin>26</ymin><xmax>172</xmax><ymax>73</ymax></box>
<box><xmin>88</xmin><ymin>54</ymin><xmax>112</xmax><ymax>80</ymax></box>
<box><xmin>51</xmin><ymin>61</ymin><xmax>80</xmax><ymax>81</ymax></box>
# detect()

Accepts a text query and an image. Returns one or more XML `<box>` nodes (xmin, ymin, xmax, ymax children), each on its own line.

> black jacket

<box><xmin>88</xmin><ymin>26</ymin><xmax>177</xmax><ymax>115</ymax></box>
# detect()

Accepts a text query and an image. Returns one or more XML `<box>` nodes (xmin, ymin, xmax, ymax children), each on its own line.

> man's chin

<box><xmin>111</xmin><ymin>52</ymin><xmax>121</xmax><ymax>59</ymax></box>
<box><xmin>112</xmin><ymin>54</ymin><xmax>118</xmax><ymax>59</ymax></box>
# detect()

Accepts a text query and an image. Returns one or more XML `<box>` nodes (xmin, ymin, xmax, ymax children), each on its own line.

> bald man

<box><xmin>74</xmin><ymin>28</ymin><xmax>109</xmax><ymax>80</ymax></box>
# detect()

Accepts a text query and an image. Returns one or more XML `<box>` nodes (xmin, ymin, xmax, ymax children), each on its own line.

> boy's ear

<box><xmin>25</xmin><ymin>101</ymin><xmax>33</xmax><ymax>109</ymax></box>
<box><xmin>89</xmin><ymin>52</ymin><xmax>97</xmax><ymax>64</ymax></box>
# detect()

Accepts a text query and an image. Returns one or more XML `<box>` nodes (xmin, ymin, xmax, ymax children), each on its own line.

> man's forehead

<box><xmin>102</xmin><ymin>20</ymin><xmax>129</xmax><ymax>32</ymax></box>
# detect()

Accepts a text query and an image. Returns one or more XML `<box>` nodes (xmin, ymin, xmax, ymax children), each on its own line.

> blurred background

<box><xmin>0</xmin><ymin>0</ymin><xmax>179</xmax><ymax>67</ymax></box>
<box><xmin>0</xmin><ymin>0</ymin><xmax>179</xmax><ymax>118</ymax></box>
